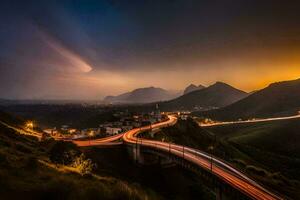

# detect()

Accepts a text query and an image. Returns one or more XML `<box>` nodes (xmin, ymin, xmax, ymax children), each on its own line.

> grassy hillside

<box><xmin>208</xmin><ymin>118</ymin><xmax>300</xmax><ymax>159</ymax></box>
<box><xmin>0</xmin><ymin>122</ymin><xmax>161</xmax><ymax>200</ymax></box>
<box><xmin>206</xmin><ymin>118</ymin><xmax>300</xmax><ymax>199</ymax></box>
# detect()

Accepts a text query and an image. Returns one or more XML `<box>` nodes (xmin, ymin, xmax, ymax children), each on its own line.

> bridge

<box><xmin>71</xmin><ymin>115</ymin><xmax>282</xmax><ymax>200</ymax></box>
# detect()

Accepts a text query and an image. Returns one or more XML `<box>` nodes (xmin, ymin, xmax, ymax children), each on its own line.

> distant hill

<box><xmin>0</xmin><ymin>108</ymin><xmax>24</xmax><ymax>126</ymax></box>
<box><xmin>0</xmin><ymin>99</ymin><xmax>12</xmax><ymax>105</ymax></box>
<box><xmin>183</xmin><ymin>84</ymin><xmax>205</xmax><ymax>95</ymax></box>
<box><xmin>196</xmin><ymin>78</ymin><xmax>300</xmax><ymax>120</ymax></box>
<box><xmin>104</xmin><ymin>87</ymin><xmax>180</xmax><ymax>104</ymax></box>
<box><xmin>160</xmin><ymin>82</ymin><xmax>248</xmax><ymax>111</ymax></box>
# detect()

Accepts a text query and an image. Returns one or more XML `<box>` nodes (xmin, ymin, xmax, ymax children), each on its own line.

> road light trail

<box><xmin>199</xmin><ymin>113</ymin><xmax>300</xmax><ymax>127</ymax></box>
<box><xmin>71</xmin><ymin>117</ymin><xmax>175</xmax><ymax>147</ymax></box>
<box><xmin>123</xmin><ymin>115</ymin><xmax>283</xmax><ymax>200</ymax></box>
<box><xmin>72</xmin><ymin>133</ymin><xmax>124</xmax><ymax>147</ymax></box>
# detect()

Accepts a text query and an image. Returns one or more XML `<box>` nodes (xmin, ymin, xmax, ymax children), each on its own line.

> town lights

<box><xmin>88</xmin><ymin>130</ymin><xmax>94</xmax><ymax>145</ymax></box>
<box><xmin>26</xmin><ymin>121</ymin><xmax>34</xmax><ymax>130</ymax></box>
<box><xmin>89</xmin><ymin>130</ymin><xmax>95</xmax><ymax>137</ymax></box>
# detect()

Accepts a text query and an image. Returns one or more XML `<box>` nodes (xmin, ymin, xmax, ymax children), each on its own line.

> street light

<box><xmin>208</xmin><ymin>145</ymin><xmax>214</xmax><ymax>172</ymax></box>
<box><xmin>26</xmin><ymin>121</ymin><xmax>34</xmax><ymax>130</ymax></box>
<box><xmin>89</xmin><ymin>130</ymin><xmax>94</xmax><ymax>145</ymax></box>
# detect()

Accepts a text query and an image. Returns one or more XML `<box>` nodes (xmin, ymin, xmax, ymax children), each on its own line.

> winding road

<box><xmin>38</xmin><ymin>113</ymin><xmax>288</xmax><ymax>199</ymax></box>
<box><xmin>122</xmin><ymin>115</ymin><xmax>282</xmax><ymax>200</ymax></box>
<box><xmin>72</xmin><ymin>133</ymin><xmax>123</xmax><ymax>146</ymax></box>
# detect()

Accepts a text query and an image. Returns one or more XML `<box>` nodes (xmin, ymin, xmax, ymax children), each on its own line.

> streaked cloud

<box><xmin>40</xmin><ymin>31</ymin><xmax>93</xmax><ymax>73</ymax></box>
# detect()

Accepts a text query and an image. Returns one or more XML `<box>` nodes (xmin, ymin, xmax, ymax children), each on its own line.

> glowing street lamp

<box><xmin>26</xmin><ymin>121</ymin><xmax>34</xmax><ymax>130</ymax></box>
<box><xmin>208</xmin><ymin>145</ymin><xmax>214</xmax><ymax>172</ymax></box>
<box><xmin>88</xmin><ymin>130</ymin><xmax>95</xmax><ymax>145</ymax></box>
<box><xmin>89</xmin><ymin>130</ymin><xmax>95</xmax><ymax>137</ymax></box>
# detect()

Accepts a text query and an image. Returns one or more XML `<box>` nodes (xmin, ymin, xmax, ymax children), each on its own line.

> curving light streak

<box><xmin>122</xmin><ymin>116</ymin><xmax>282</xmax><ymax>200</ymax></box>
<box><xmin>40</xmin><ymin>32</ymin><xmax>92</xmax><ymax>73</ymax></box>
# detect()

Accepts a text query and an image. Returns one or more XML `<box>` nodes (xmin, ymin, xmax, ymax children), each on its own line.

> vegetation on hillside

<box><xmin>0</xmin><ymin>123</ymin><xmax>161</xmax><ymax>200</ymax></box>
<box><xmin>207</xmin><ymin>119</ymin><xmax>300</xmax><ymax>199</ymax></box>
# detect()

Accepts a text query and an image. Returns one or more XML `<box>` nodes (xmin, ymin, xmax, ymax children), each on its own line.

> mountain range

<box><xmin>159</xmin><ymin>82</ymin><xmax>248</xmax><ymax>110</ymax></box>
<box><xmin>104</xmin><ymin>83</ymin><xmax>208</xmax><ymax>104</ymax></box>
<box><xmin>196</xmin><ymin>78</ymin><xmax>300</xmax><ymax>120</ymax></box>
<box><xmin>103</xmin><ymin>87</ymin><xmax>181</xmax><ymax>104</ymax></box>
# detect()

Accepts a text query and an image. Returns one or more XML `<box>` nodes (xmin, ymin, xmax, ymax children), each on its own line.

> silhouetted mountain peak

<box><xmin>207</xmin><ymin>82</ymin><xmax>234</xmax><ymax>91</ymax></box>
<box><xmin>211</xmin><ymin>81</ymin><xmax>231</xmax><ymax>88</ymax></box>
<box><xmin>161</xmin><ymin>81</ymin><xmax>247</xmax><ymax>110</ymax></box>
<box><xmin>188</xmin><ymin>84</ymin><xmax>197</xmax><ymax>88</ymax></box>
<box><xmin>183</xmin><ymin>84</ymin><xmax>205</xmax><ymax>94</ymax></box>
<box><xmin>267</xmin><ymin>78</ymin><xmax>300</xmax><ymax>89</ymax></box>
<box><xmin>104</xmin><ymin>86</ymin><xmax>180</xmax><ymax>104</ymax></box>
<box><xmin>197</xmin><ymin>77</ymin><xmax>300</xmax><ymax>120</ymax></box>
<box><xmin>132</xmin><ymin>86</ymin><xmax>163</xmax><ymax>92</ymax></box>
<box><xmin>198</xmin><ymin>84</ymin><xmax>205</xmax><ymax>88</ymax></box>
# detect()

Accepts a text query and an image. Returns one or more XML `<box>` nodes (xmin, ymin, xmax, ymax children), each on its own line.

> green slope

<box><xmin>207</xmin><ymin>118</ymin><xmax>300</xmax><ymax>199</ymax></box>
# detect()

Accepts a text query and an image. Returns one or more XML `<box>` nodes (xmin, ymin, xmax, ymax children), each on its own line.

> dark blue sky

<box><xmin>1</xmin><ymin>0</ymin><xmax>300</xmax><ymax>99</ymax></box>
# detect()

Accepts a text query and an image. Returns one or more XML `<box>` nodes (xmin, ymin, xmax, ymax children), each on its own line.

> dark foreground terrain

<box><xmin>0</xmin><ymin>122</ymin><xmax>161</xmax><ymax>200</ymax></box>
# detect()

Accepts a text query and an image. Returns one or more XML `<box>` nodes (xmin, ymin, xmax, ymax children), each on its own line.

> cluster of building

<box><xmin>99</xmin><ymin>110</ymin><xmax>163</xmax><ymax>135</ymax></box>
<box><xmin>177</xmin><ymin>111</ymin><xmax>191</xmax><ymax>120</ymax></box>
<box><xmin>43</xmin><ymin>109</ymin><xmax>163</xmax><ymax>139</ymax></box>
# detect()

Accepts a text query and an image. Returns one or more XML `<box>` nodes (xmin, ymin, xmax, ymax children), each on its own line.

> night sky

<box><xmin>1</xmin><ymin>0</ymin><xmax>300</xmax><ymax>99</ymax></box>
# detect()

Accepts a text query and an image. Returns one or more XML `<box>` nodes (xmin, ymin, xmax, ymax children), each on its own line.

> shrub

<box><xmin>72</xmin><ymin>154</ymin><xmax>96</xmax><ymax>175</ymax></box>
<box><xmin>49</xmin><ymin>141</ymin><xmax>80</xmax><ymax>165</ymax></box>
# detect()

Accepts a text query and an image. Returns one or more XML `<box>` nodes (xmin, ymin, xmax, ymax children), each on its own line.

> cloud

<box><xmin>39</xmin><ymin>31</ymin><xmax>93</xmax><ymax>73</ymax></box>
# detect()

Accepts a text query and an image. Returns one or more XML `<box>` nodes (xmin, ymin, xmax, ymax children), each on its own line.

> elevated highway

<box><xmin>123</xmin><ymin>115</ymin><xmax>282</xmax><ymax>200</ymax></box>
